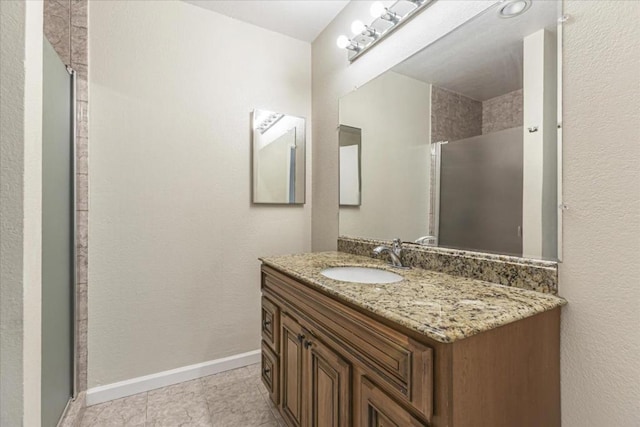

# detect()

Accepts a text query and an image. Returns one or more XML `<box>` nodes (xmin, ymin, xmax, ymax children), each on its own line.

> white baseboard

<box><xmin>86</xmin><ymin>349</ymin><xmax>261</xmax><ymax>406</ymax></box>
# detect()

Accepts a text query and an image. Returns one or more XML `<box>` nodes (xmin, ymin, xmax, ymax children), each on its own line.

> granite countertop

<box><xmin>260</xmin><ymin>251</ymin><xmax>567</xmax><ymax>344</ymax></box>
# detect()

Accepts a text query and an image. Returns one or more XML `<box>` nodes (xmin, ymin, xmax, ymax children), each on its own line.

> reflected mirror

<box><xmin>253</xmin><ymin>109</ymin><xmax>306</xmax><ymax>204</ymax></box>
<box><xmin>339</xmin><ymin>1</ymin><xmax>562</xmax><ymax>260</ymax></box>
<box><xmin>339</xmin><ymin>125</ymin><xmax>362</xmax><ymax>206</ymax></box>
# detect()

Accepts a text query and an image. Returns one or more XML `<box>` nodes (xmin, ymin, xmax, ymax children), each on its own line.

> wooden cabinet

<box><xmin>261</xmin><ymin>264</ymin><xmax>561</xmax><ymax>427</ymax></box>
<box><xmin>262</xmin><ymin>296</ymin><xmax>280</xmax><ymax>352</ymax></box>
<box><xmin>360</xmin><ymin>377</ymin><xmax>424</xmax><ymax>427</ymax></box>
<box><xmin>279</xmin><ymin>311</ymin><xmax>352</xmax><ymax>427</ymax></box>
<box><xmin>281</xmin><ymin>312</ymin><xmax>305</xmax><ymax>427</ymax></box>
<box><xmin>305</xmin><ymin>331</ymin><xmax>351</xmax><ymax>427</ymax></box>
<box><xmin>261</xmin><ymin>341</ymin><xmax>279</xmax><ymax>406</ymax></box>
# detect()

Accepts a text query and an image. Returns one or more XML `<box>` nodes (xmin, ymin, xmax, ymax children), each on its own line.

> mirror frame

<box><xmin>251</xmin><ymin>109</ymin><xmax>306</xmax><ymax>205</ymax></box>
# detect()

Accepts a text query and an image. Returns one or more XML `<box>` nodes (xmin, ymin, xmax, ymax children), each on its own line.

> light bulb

<box><xmin>351</xmin><ymin>20</ymin><xmax>366</xmax><ymax>35</ymax></box>
<box><xmin>370</xmin><ymin>1</ymin><xmax>386</xmax><ymax>18</ymax></box>
<box><xmin>336</xmin><ymin>35</ymin><xmax>351</xmax><ymax>49</ymax></box>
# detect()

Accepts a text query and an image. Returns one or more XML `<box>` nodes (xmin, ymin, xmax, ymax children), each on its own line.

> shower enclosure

<box><xmin>437</xmin><ymin>127</ymin><xmax>524</xmax><ymax>257</ymax></box>
<box><xmin>41</xmin><ymin>38</ymin><xmax>76</xmax><ymax>426</ymax></box>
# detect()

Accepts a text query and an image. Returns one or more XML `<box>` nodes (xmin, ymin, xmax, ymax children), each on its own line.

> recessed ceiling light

<box><xmin>498</xmin><ymin>0</ymin><xmax>531</xmax><ymax>18</ymax></box>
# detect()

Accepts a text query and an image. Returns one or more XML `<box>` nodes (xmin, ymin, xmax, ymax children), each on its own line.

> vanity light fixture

<box><xmin>351</xmin><ymin>20</ymin><xmax>380</xmax><ymax>39</ymax></box>
<box><xmin>256</xmin><ymin>112</ymin><xmax>284</xmax><ymax>134</ymax></box>
<box><xmin>336</xmin><ymin>0</ymin><xmax>435</xmax><ymax>62</ymax></box>
<box><xmin>370</xmin><ymin>1</ymin><xmax>400</xmax><ymax>23</ymax></box>
<box><xmin>498</xmin><ymin>0</ymin><xmax>531</xmax><ymax>18</ymax></box>
<box><xmin>336</xmin><ymin>35</ymin><xmax>361</xmax><ymax>51</ymax></box>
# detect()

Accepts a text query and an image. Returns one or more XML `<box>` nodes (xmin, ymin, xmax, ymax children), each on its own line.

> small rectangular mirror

<box><xmin>339</xmin><ymin>125</ymin><xmax>362</xmax><ymax>206</ymax></box>
<box><xmin>252</xmin><ymin>109</ymin><xmax>306</xmax><ymax>204</ymax></box>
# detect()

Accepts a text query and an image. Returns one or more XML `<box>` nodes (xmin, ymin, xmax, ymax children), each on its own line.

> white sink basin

<box><xmin>320</xmin><ymin>267</ymin><xmax>403</xmax><ymax>284</ymax></box>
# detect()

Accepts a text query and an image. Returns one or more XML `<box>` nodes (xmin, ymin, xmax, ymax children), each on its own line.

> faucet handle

<box><xmin>392</xmin><ymin>238</ymin><xmax>402</xmax><ymax>255</ymax></box>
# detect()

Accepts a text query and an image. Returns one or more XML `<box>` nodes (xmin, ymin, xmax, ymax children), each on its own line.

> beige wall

<box><xmin>560</xmin><ymin>1</ymin><xmax>640</xmax><ymax>425</ymax></box>
<box><xmin>88</xmin><ymin>0</ymin><xmax>311</xmax><ymax>387</ymax></box>
<box><xmin>0</xmin><ymin>0</ymin><xmax>43</xmax><ymax>425</ymax></box>
<box><xmin>431</xmin><ymin>85</ymin><xmax>482</xmax><ymax>143</ymax></box>
<box><xmin>339</xmin><ymin>71</ymin><xmax>431</xmax><ymax>242</ymax></box>
<box><xmin>313</xmin><ymin>1</ymin><xmax>640</xmax><ymax>425</ymax></box>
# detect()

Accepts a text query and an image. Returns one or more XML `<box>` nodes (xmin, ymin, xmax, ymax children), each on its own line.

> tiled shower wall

<box><xmin>431</xmin><ymin>86</ymin><xmax>524</xmax><ymax>143</ymax></box>
<box><xmin>430</xmin><ymin>85</ymin><xmax>482</xmax><ymax>143</ymax></box>
<box><xmin>43</xmin><ymin>0</ymin><xmax>89</xmax><ymax>408</ymax></box>
<box><xmin>482</xmin><ymin>89</ymin><xmax>524</xmax><ymax>134</ymax></box>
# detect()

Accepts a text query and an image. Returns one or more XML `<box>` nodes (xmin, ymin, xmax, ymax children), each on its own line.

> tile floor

<box><xmin>80</xmin><ymin>364</ymin><xmax>286</xmax><ymax>427</ymax></box>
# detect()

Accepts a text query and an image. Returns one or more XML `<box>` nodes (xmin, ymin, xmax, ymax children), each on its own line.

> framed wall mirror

<box><xmin>338</xmin><ymin>0</ymin><xmax>563</xmax><ymax>261</ymax></box>
<box><xmin>252</xmin><ymin>109</ymin><xmax>306</xmax><ymax>204</ymax></box>
<box><xmin>339</xmin><ymin>125</ymin><xmax>362</xmax><ymax>206</ymax></box>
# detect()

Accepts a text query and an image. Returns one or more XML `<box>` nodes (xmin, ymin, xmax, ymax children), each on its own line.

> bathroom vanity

<box><xmin>259</xmin><ymin>252</ymin><xmax>565</xmax><ymax>427</ymax></box>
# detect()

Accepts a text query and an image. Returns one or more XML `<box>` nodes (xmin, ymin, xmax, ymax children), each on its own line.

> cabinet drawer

<box><xmin>261</xmin><ymin>341</ymin><xmax>279</xmax><ymax>406</ymax></box>
<box><xmin>262</xmin><ymin>296</ymin><xmax>280</xmax><ymax>354</ymax></box>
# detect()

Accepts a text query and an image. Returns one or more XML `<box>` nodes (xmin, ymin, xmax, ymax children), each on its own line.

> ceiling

<box><xmin>392</xmin><ymin>1</ymin><xmax>560</xmax><ymax>101</ymax></box>
<box><xmin>183</xmin><ymin>0</ymin><xmax>349</xmax><ymax>42</ymax></box>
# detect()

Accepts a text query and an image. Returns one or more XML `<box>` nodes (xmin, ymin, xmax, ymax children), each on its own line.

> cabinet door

<box><xmin>305</xmin><ymin>335</ymin><xmax>351</xmax><ymax>427</ymax></box>
<box><xmin>360</xmin><ymin>377</ymin><xmax>426</xmax><ymax>427</ymax></box>
<box><xmin>281</xmin><ymin>313</ymin><xmax>305</xmax><ymax>427</ymax></box>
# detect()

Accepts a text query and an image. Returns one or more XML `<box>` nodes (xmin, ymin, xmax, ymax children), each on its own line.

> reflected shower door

<box><xmin>439</xmin><ymin>127</ymin><xmax>523</xmax><ymax>256</ymax></box>
<box><xmin>41</xmin><ymin>39</ymin><xmax>74</xmax><ymax>426</ymax></box>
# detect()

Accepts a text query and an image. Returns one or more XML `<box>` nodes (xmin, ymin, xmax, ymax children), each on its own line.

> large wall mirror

<box><xmin>253</xmin><ymin>109</ymin><xmax>306</xmax><ymax>204</ymax></box>
<box><xmin>339</xmin><ymin>1</ymin><xmax>563</xmax><ymax>261</ymax></box>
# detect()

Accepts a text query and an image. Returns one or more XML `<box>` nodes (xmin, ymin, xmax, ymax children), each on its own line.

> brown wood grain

<box><xmin>306</xmin><ymin>335</ymin><xmax>352</xmax><ymax>427</ymax></box>
<box><xmin>262</xmin><ymin>295</ymin><xmax>280</xmax><ymax>354</ymax></box>
<box><xmin>281</xmin><ymin>312</ymin><xmax>305</xmax><ymax>427</ymax></box>
<box><xmin>450</xmin><ymin>308</ymin><xmax>561</xmax><ymax>427</ymax></box>
<box><xmin>261</xmin><ymin>341</ymin><xmax>280</xmax><ymax>406</ymax></box>
<box><xmin>360</xmin><ymin>377</ymin><xmax>426</xmax><ymax>427</ymax></box>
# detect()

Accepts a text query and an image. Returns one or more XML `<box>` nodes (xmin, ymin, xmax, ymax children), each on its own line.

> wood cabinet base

<box><xmin>260</xmin><ymin>265</ymin><xmax>561</xmax><ymax>427</ymax></box>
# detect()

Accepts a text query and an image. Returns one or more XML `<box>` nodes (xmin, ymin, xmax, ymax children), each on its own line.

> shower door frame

<box><xmin>69</xmin><ymin>64</ymin><xmax>78</xmax><ymax>401</ymax></box>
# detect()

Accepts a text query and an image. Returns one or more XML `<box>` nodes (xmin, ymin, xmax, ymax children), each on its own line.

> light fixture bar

<box><xmin>257</xmin><ymin>113</ymin><xmax>284</xmax><ymax>134</ymax></box>
<box><xmin>339</xmin><ymin>0</ymin><xmax>436</xmax><ymax>63</ymax></box>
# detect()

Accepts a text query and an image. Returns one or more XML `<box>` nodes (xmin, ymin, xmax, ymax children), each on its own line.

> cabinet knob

<box><xmin>262</xmin><ymin>319</ymin><xmax>271</xmax><ymax>328</ymax></box>
<box><xmin>297</xmin><ymin>333</ymin><xmax>305</xmax><ymax>343</ymax></box>
<box><xmin>263</xmin><ymin>367</ymin><xmax>271</xmax><ymax>376</ymax></box>
<box><xmin>304</xmin><ymin>340</ymin><xmax>313</xmax><ymax>349</ymax></box>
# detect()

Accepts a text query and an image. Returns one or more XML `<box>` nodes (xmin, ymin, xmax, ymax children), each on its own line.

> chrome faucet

<box><xmin>373</xmin><ymin>238</ymin><xmax>407</xmax><ymax>268</ymax></box>
<box><xmin>415</xmin><ymin>235</ymin><xmax>437</xmax><ymax>246</ymax></box>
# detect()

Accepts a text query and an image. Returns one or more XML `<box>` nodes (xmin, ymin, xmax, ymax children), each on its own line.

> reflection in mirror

<box><xmin>252</xmin><ymin>109</ymin><xmax>306</xmax><ymax>204</ymax></box>
<box><xmin>339</xmin><ymin>125</ymin><xmax>362</xmax><ymax>206</ymax></box>
<box><xmin>338</xmin><ymin>1</ymin><xmax>562</xmax><ymax>260</ymax></box>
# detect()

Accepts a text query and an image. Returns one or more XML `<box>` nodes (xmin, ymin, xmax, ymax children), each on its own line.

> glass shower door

<box><xmin>41</xmin><ymin>38</ymin><xmax>75</xmax><ymax>426</ymax></box>
<box><xmin>439</xmin><ymin>127</ymin><xmax>524</xmax><ymax>257</ymax></box>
